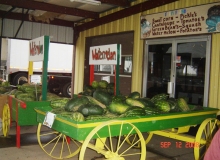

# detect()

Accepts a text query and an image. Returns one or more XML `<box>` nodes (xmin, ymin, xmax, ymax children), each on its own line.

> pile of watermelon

<box><xmin>79</xmin><ymin>80</ymin><xmax>115</xmax><ymax>96</ymax></box>
<box><xmin>4</xmin><ymin>83</ymin><xmax>63</xmax><ymax>102</ymax></box>
<box><xmin>0</xmin><ymin>80</ymin><xmax>11</xmax><ymax>94</ymax></box>
<box><xmin>1</xmin><ymin>79</ymin><xmax>203</xmax><ymax>122</ymax></box>
<box><xmin>47</xmin><ymin>82</ymin><xmax>203</xmax><ymax>122</ymax></box>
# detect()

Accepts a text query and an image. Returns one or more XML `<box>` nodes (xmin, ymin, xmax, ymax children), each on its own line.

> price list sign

<box><xmin>141</xmin><ymin>2</ymin><xmax>220</xmax><ymax>39</ymax></box>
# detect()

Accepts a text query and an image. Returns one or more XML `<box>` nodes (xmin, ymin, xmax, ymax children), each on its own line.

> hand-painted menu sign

<box><xmin>141</xmin><ymin>2</ymin><xmax>220</xmax><ymax>39</ymax></box>
<box><xmin>29</xmin><ymin>36</ymin><xmax>44</xmax><ymax>61</ymax></box>
<box><xmin>89</xmin><ymin>44</ymin><xmax>121</xmax><ymax>65</ymax></box>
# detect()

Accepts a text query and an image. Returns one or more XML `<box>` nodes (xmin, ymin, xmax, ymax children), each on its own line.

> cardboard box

<box><xmin>0</xmin><ymin>95</ymin><xmax>8</xmax><ymax>119</ymax></box>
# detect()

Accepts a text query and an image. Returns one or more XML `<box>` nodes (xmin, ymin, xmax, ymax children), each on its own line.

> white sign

<box><xmin>141</xmin><ymin>2</ymin><xmax>220</xmax><ymax>39</ymax></box>
<box><xmin>43</xmin><ymin>112</ymin><xmax>56</xmax><ymax>128</ymax></box>
<box><xmin>102</xmin><ymin>76</ymin><xmax>110</xmax><ymax>83</ymax></box>
<box><xmin>29</xmin><ymin>36</ymin><xmax>45</xmax><ymax>61</ymax></box>
<box><xmin>89</xmin><ymin>44</ymin><xmax>121</xmax><ymax>65</ymax></box>
<box><xmin>30</xmin><ymin>75</ymin><xmax>42</xmax><ymax>84</ymax></box>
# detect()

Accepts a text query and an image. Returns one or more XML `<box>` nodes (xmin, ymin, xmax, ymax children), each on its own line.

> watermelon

<box><xmin>64</xmin><ymin>96</ymin><xmax>89</xmax><ymax>112</ymax></box>
<box><xmin>108</xmin><ymin>101</ymin><xmax>130</xmax><ymax>114</ymax></box>
<box><xmin>50</xmin><ymin>98</ymin><xmax>70</xmax><ymax>109</ymax></box>
<box><xmin>71</xmin><ymin>112</ymin><xmax>85</xmax><ymax>122</ymax></box>
<box><xmin>154</xmin><ymin>100</ymin><xmax>170</xmax><ymax>113</ymax></box>
<box><xmin>91</xmin><ymin>80</ymin><xmax>99</xmax><ymax>89</ymax></box>
<box><xmin>98</xmin><ymin>80</ymin><xmax>108</xmax><ymax>89</ymax></box>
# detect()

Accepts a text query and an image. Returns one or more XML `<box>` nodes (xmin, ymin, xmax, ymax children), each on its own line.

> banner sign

<box><xmin>140</xmin><ymin>2</ymin><xmax>220</xmax><ymax>39</ymax></box>
<box><xmin>89</xmin><ymin>44</ymin><xmax>121</xmax><ymax>65</ymax></box>
<box><xmin>29</xmin><ymin>36</ymin><xmax>45</xmax><ymax>61</ymax></box>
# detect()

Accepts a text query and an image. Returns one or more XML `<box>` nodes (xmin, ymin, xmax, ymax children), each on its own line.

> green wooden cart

<box><xmin>2</xmin><ymin>95</ymin><xmax>50</xmax><ymax>148</ymax></box>
<box><xmin>34</xmin><ymin>105</ymin><xmax>219</xmax><ymax>160</ymax></box>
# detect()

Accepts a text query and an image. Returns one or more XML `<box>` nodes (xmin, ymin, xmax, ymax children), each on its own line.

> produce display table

<box><xmin>2</xmin><ymin>95</ymin><xmax>50</xmax><ymax>148</ymax></box>
<box><xmin>35</xmin><ymin>105</ymin><xmax>219</xmax><ymax>160</ymax></box>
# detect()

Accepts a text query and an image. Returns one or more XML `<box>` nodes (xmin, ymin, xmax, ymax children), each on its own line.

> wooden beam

<box><xmin>0</xmin><ymin>0</ymin><xmax>99</xmax><ymax>19</ymax></box>
<box><xmin>99</xmin><ymin>0</ymin><xmax>130</xmax><ymax>7</ymax></box>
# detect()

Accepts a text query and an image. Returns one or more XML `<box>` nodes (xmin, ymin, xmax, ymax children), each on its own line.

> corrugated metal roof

<box><xmin>0</xmin><ymin>0</ymin><xmax>143</xmax><ymax>43</ymax></box>
<box><xmin>0</xmin><ymin>0</ymin><xmax>137</xmax><ymax>27</ymax></box>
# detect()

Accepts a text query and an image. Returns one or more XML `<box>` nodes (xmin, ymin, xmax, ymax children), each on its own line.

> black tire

<box><xmin>12</xmin><ymin>73</ymin><xmax>28</xmax><ymax>85</ymax></box>
<box><xmin>62</xmin><ymin>82</ymin><xmax>71</xmax><ymax>97</ymax></box>
<box><xmin>49</xmin><ymin>88</ymin><xmax>61</xmax><ymax>95</ymax></box>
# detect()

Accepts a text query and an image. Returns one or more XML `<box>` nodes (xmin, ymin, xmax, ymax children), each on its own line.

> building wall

<box><xmin>75</xmin><ymin>0</ymin><xmax>220</xmax><ymax>109</ymax></box>
<box><xmin>209</xmin><ymin>33</ymin><xmax>220</xmax><ymax>109</ymax></box>
<box><xmin>0</xmin><ymin>19</ymin><xmax>73</xmax><ymax>44</ymax></box>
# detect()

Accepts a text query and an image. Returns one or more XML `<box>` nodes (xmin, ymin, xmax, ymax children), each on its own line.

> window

<box><xmin>94</xmin><ymin>65</ymin><xmax>113</xmax><ymax>73</ymax></box>
<box><xmin>94</xmin><ymin>55</ymin><xmax>132</xmax><ymax>75</ymax></box>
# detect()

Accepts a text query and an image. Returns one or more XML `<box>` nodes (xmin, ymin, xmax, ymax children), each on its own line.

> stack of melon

<box><xmin>0</xmin><ymin>80</ymin><xmax>11</xmax><ymax>94</ymax></box>
<box><xmin>6</xmin><ymin>83</ymin><xmax>62</xmax><ymax>102</ymax></box>
<box><xmin>79</xmin><ymin>80</ymin><xmax>115</xmax><ymax>96</ymax></box>
<box><xmin>47</xmin><ymin>80</ymin><xmax>203</xmax><ymax>122</ymax></box>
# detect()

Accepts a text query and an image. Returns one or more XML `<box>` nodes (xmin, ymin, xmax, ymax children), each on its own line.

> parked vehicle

<box><xmin>0</xmin><ymin>38</ymin><xmax>72</xmax><ymax>97</ymax></box>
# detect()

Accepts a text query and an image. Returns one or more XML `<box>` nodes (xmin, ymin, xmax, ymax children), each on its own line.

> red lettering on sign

<box><xmin>30</xmin><ymin>41</ymin><xmax>43</xmax><ymax>56</ymax></box>
<box><xmin>91</xmin><ymin>48</ymin><xmax>116</xmax><ymax>61</ymax></box>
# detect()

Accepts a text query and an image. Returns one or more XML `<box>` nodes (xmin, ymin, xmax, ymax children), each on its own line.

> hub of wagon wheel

<box><xmin>105</xmin><ymin>151</ymin><xmax>125</xmax><ymax>160</ymax></box>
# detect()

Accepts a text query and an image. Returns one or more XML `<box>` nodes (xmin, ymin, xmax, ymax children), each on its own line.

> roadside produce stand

<box><xmin>32</xmin><ymin>44</ymin><xmax>219</xmax><ymax>160</ymax></box>
<box><xmin>35</xmin><ymin>105</ymin><xmax>219</xmax><ymax>160</ymax></box>
<box><xmin>2</xmin><ymin>42</ymin><xmax>219</xmax><ymax>160</ymax></box>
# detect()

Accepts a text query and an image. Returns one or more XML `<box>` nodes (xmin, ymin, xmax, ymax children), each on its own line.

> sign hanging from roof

<box><xmin>89</xmin><ymin>44</ymin><xmax>121</xmax><ymax>65</ymax></box>
<box><xmin>140</xmin><ymin>2</ymin><xmax>220</xmax><ymax>39</ymax></box>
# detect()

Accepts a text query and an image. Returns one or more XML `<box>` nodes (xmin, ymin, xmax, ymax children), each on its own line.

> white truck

<box><xmin>0</xmin><ymin>38</ymin><xmax>73</xmax><ymax>97</ymax></box>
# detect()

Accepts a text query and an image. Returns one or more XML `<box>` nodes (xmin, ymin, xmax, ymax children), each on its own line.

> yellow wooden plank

<box><xmin>56</xmin><ymin>110</ymin><xmax>218</xmax><ymax>129</ymax></box>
